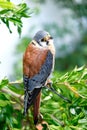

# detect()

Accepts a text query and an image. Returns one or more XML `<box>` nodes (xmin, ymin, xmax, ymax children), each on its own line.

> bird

<box><xmin>23</xmin><ymin>30</ymin><xmax>55</xmax><ymax>125</ymax></box>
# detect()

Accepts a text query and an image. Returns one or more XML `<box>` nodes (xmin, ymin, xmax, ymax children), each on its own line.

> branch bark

<box><xmin>1</xmin><ymin>87</ymin><xmax>24</xmax><ymax>102</ymax></box>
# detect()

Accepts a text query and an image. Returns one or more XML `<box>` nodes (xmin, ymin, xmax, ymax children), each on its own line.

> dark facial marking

<box><xmin>46</xmin><ymin>41</ymin><xmax>49</xmax><ymax>45</ymax></box>
<box><xmin>49</xmin><ymin>36</ymin><xmax>53</xmax><ymax>39</ymax></box>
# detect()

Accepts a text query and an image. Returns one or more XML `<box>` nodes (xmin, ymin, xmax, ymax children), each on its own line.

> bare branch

<box><xmin>64</xmin><ymin>82</ymin><xmax>85</xmax><ymax>98</ymax></box>
<box><xmin>1</xmin><ymin>87</ymin><xmax>24</xmax><ymax>102</ymax></box>
<box><xmin>9</xmin><ymin>80</ymin><xmax>23</xmax><ymax>85</ymax></box>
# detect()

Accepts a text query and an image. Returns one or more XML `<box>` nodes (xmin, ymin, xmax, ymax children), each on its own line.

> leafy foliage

<box><xmin>0</xmin><ymin>0</ymin><xmax>32</xmax><ymax>35</ymax></box>
<box><xmin>0</xmin><ymin>66</ymin><xmax>87</xmax><ymax>129</ymax></box>
<box><xmin>55</xmin><ymin>0</ymin><xmax>87</xmax><ymax>18</ymax></box>
<box><xmin>0</xmin><ymin>0</ymin><xmax>87</xmax><ymax>129</ymax></box>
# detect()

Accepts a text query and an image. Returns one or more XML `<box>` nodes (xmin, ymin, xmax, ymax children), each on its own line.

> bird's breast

<box><xmin>23</xmin><ymin>43</ymin><xmax>49</xmax><ymax>78</ymax></box>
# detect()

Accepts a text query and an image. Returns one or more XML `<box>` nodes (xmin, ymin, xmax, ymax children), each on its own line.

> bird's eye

<box><xmin>41</xmin><ymin>38</ymin><xmax>44</xmax><ymax>42</ymax></box>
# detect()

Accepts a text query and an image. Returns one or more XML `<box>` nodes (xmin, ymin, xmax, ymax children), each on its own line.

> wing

<box><xmin>27</xmin><ymin>50</ymin><xmax>53</xmax><ymax>91</ymax></box>
<box><xmin>23</xmin><ymin>47</ymin><xmax>53</xmax><ymax>116</ymax></box>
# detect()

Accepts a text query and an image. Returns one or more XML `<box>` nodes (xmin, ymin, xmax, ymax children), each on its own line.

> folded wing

<box><xmin>23</xmin><ymin>50</ymin><xmax>53</xmax><ymax>117</ymax></box>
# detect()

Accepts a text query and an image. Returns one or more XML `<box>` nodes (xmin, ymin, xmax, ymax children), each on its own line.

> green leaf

<box><xmin>13</xmin><ymin>128</ymin><xmax>20</xmax><ymax>130</ymax></box>
<box><xmin>0</xmin><ymin>1</ymin><xmax>32</xmax><ymax>35</ymax></box>
<box><xmin>0</xmin><ymin>99</ymin><xmax>10</xmax><ymax>107</ymax></box>
<box><xmin>0</xmin><ymin>93</ymin><xmax>10</xmax><ymax>100</ymax></box>
<box><xmin>6</xmin><ymin>19</ymin><xmax>12</xmax><ymax>33</ymax></box>
<box><xmin>0</xmin><ymin>9</ymin><xmax>10</xmax><ymax>15</ymax></box>
<box><xmin>17</xmin><ymin>26</ymin><xmax>22</xmax><ymax>37</ymax></box>
<box><xmin>16</xmin><ymin>3</ymin><xmax>27</xmax><ymax>13</ymax></box>
<box><xmin>8</xmin><ymin>83</ymin><xmax>24</xmax><ymax>95</ymax></box>
<box><xmin>8</xmin><ymin>17</ymin><xmax>22</xmax><ymax>26</ymax></box>
<box><xmin>80</xmin><ymin>69</ymin><xmax>87</xmax><ymax>79</ymax></box>
<box><xmin>0</xmin><ymin>78</ymin><xmax>9</xmax><ymax>89</ymax></box>
<box><xmin>0</xmin><ymin>1</ymin><xmax>16</xmax><ymax>9</ymax></box>
<box><xmin>49</xmin><ymin>125</ymin><xmax>63</xmax><ymax>130</ymax></box>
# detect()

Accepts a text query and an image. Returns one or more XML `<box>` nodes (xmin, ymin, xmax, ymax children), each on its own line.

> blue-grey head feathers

<box><xmin>33</xmin><ymin>30</ymin><xmax>49</xmax><ymax>43</ymax></box>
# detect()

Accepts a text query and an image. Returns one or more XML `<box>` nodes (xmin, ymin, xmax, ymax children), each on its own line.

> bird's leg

<box><xmin>45</xmin><ymin>79</ymin><xmax>52</xmax><ymax>88</ymax></box>
<box><xmin>45</xmin><ymin>79</ymin><xmax>72</xmax><ymax>103</ymax></box>
<box><xmin>36</xmin><ymin>113</ymin><xmax>43</xmax><ymax>124</ymax></box>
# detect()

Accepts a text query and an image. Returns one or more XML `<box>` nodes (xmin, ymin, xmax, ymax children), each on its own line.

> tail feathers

<box><xmin>23</xmin><ymin>91</ymin><xmax>29</xmax><ymax>116</ymax></box>
<box><xmin>34</xmin><ymin>117</ymin><xmax>38</xmax><ymax>125</ymax></box>
<box><xmin>33</xmin><ymin>92</ymin><xmax>41</xmax><ymax>125</ymax></box>
<box><xmin>23</xmin><ymin>91</ymin><xmax>33</xmax><ymax>116</ymax></box>
<box><xmin>24</xmin><ymin>88</ymin><xmax>41</xmax><ymax>116</ymax></box>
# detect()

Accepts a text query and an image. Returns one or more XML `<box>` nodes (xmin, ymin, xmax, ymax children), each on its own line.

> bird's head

<box><xmin>33</xmin><ymin>30</ymin><xmax>54</xmax><ymax>48</ymax></box>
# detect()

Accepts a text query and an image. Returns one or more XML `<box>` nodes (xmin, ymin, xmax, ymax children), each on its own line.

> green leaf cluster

<box><xmin>55</xmin><ymin>0</ymin><xmax>87</xmax><ymax>18</ymax></box>
<box><xmin>0</xmin><ymin>0</ymin><xmax>32</xmax><ymax>35</ymax></box>
<box><xmin>41</xmin><ymin>66</ymin><xmax>87</xmax><ymax>129</ymax></box>
<box><xmin>0</xmin><ymin>78</ymin><xmax>23</xmax><ymax>130</ymax></box>
<box><xmin>0</xmin><ymin>66</ymin><xmax>87</xmax><ymax>129</ymax></box>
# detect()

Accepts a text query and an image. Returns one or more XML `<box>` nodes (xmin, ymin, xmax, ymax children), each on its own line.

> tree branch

<box><xmin>9</xmin><ymin>80</ymin><xmax>23</xmax><ymax>85</ymax></box>
<box><xmin>1</xmin><ymin>87</ymin><xmax>24</xmax><ymax>102</ymax></box>
<box><xmin>64</xmin><ymin>82</ymin><xmax>85</xmax><ymax>98</ymax></box>
<box><xmin>56</xmin><ymin>81</ymin><xmax>86</xmax><ymax>98</ymax></box>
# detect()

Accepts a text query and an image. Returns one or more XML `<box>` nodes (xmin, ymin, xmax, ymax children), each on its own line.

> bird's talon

<box><xmin>39</xmin><ymin>113</ymin><xmax>43</xmax><ymax>121</ymax></box>
<box><xmin>46</xmin><ymin>82</ymin><xmax>52</xmax><ymax>87</ymax></box>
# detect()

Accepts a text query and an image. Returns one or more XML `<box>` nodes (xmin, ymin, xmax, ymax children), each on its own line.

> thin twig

<box><xmin>9</xmin><ymin>80</ymin><xmax>23</xmax><ymax>85</ymax></box>
<box><xmin>55</xmin><ymin>81</ymin><xmax>86</xmax><ymax>98</ymax></box>
<box><xmin>51</xmin><ymin>115</ymin><xmax>65</xmax><ymax>126</ymax></box>
<box><xmin>64</xmin><ymin>82</ymin><xmax>85</xmax><ymax>98</ymax></box>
